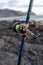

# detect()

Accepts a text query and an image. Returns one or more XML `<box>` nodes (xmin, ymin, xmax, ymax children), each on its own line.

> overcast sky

<box><xmin>0</xmin><ymin>0</ymin><xmax>43</xmax><ymax>15</ymax></box>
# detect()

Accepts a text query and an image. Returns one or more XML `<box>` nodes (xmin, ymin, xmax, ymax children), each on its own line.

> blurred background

<box><xmin>0</xmin><ymin>0</ymin><xmax>43</xmax><ymax>65</ymax></box>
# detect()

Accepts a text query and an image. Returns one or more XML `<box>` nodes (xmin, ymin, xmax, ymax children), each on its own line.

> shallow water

<box><xmin>0</xmin><ymin>15</ymin><xmax>43</xmax><ymax>22</ymax></box>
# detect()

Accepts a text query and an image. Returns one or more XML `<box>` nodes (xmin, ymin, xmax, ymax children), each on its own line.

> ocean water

<box><xmin>0</xmin><ymin>15</ymin><xmax>43</xmax><ymax>22</ymax></box>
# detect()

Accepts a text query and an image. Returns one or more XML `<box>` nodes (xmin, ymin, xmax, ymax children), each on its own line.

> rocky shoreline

<box><xmin>0</xmin><ymin>20</ymin><xmax>43</xmax><ymax>65</ymax></box>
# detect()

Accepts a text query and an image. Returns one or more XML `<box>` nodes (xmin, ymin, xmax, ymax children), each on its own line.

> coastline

<box><xmin>0</xmin><ymin>15</ymin><xmax>43</xmax><ymax>22</ymax></box>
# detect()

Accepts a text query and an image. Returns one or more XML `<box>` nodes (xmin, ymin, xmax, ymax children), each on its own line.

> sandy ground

<box><xmin>0</xmin><ymin>21</ymin><xmax>43</xmax><ymax>65</ymax></box>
